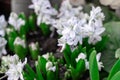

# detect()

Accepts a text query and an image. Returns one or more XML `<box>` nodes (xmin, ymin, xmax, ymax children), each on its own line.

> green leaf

<box><xmin>76</xmin><ymin>59</ymin><xmax>85</xmax><ymax>74</ymax></box>
<box><xmin>14</xmin><ymin>44</ymin><xmax>27</xmax><ymax>59</ymax></box>
<box><xmin>63</xmin><ymin>44</ymin><xmax>72</xmax><ymax>66</ymax></box>
<box><xmin>23</xmin><ymin>71</ymin><xmax>33</xmax><ymax>80</ymax></box>
<box><xmin>18</xmin><ymin>13</ymin><xmax>28</xmax><ymax>35</ymax></box>
<box><xmin>25</xmin><ymin>64</ymin><xmax>36</xmax><ymax>79</ymax></box>
<box><xmin>36</xmin><ymin>63</ymin><xmax>44</xmax><ymax>80</ymax></box>
<box><xmin>110</xmin><ymin>71</ymin><xmax>120</xmax><ymax>80</ymax></box>
<box><xmin>47</xmin><ymin>71</ymin><xmax>55</xmax><ymax>80</ymax></box>
<box><xmin>38</xmin><ymin>56</ymin><xmax>47</xmax><ymax>75</ymax></box>
<box><xmin>39</xmin><ymin>23</ymin><xmax>51</xmax><ymax>36</ymax></box>
<box><xmin>107</xmin><ymin>59</ymin><xmax>120</xmax><ymax>80</ymax></box>
<box><xmin>101</xmin><ymin>21</ymin><xmax>120</xmax><ymax>72</ymax></box>
<box><xmin>89</xmin><ymin>50</ymin><xmax>99</xmax><ymax>80</ymax></box>
<box><xmin>28</xmin><ymin>14</ymin><xmax>36</xmax><ymax>31</ymax></box>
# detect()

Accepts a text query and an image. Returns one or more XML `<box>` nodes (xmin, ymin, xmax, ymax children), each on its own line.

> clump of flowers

<box><xmin>29</xmin><ymin>0</ymin><xmax>58</xmax><ymax>26</ymax></box>
<box><xmin>8</xmin><ymin>12</ymin><xmax>25</xmax><ymax>32</ymax></box>
<box><xmin>0</xmin><ymin>15</ymin><xmax>7</xmax><ymax>37</ymax></box>
<box><xmin>1</xmin><ymin>55</ymin><xmax>27</xmax><ymax>80</ymax></box>
<box><xmin>0</xmin><ymin>37</ymin><xmax>7</xmax><ymax>57</ymax></box>
<box><xmin>54</xmin><ymin>4</ymin><xmax>105</xmax><ymax>51</ymax></box>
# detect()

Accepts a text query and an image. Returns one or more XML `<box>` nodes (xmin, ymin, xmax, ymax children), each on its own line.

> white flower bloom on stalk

<box><xmin>87</xmin><ymin>6</ymin><xmax>105</xmax><ymax>44</ymax></box>
<box><xmin>8</xmin><ymin>12</ymin><xmax>25</xmax><ymax>31</ymax></box>
<box><xmin>2</xmin><ymin>55</ymin><xmax>27</xmax><ymax>80</ymax></box>
<box><xmin>0</xmin><ymin>37</ymin><xmax>7</xmax><ymax>57</ymax></box>
<box><xmin>29</xmin><ymin>42</ymin><xmax>38</xmax><ymax>50</ymax></box>
<box><xmin>55</xmin><ymin>6</ymin><xmax>105</xmax><ymax>51</ymax></box>
<box><xmin>29</xmin><ymin>0</ymin><xmax>58</xmax><ymax>26</ymax></box>
<box><xmin>58</xmin><ymin>0</ymin><xmax>83</xmax><ymax>19</ymax></box>
<box><xmin>46</xmin><ymin>61</ymin><xmax>56</xmax><ymax>72</ymax></box>
<box><xmin>0</xmin><ymin>15</ymin><xmax>7</xmax><ymax>36</ymax></box>
<box><xmin>96</xmin><ymin>53</ymin><xmax>104</xmax><ymax>71</ymax></box>
<box><xmin>85</xmin><ymin>53</ymin><xmax>104</xmax><ymax>71</ymax></box>
<box><xmin>14</xmin><ymin>37</ymin><xmax>26</xmax><ymax>48</ymax></box>
<box><xmin>75</xmin><ymin>53</ymin><xmax>86</xmax><ymax>62</ymax></box>
<box><xmin>42</xmin><ymin>53</ymin><xmax>50</xmax><ymax>60</ymax></box>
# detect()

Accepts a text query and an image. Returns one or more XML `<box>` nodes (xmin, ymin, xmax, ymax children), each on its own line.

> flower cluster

<box><xmin>0</xmin><ymin>15</ymin><xmax>7</xmax><ymax>57</ymax></box>
<box><xmin>53</xmin><ymin>0</ymin><xmax>105</xmax><ymax>51</ymax></box>
<box><xmin>8</xmin><ymin>12</ymin><xmax>25</xmax><ymax>31</ymax></box>
<box><xmin>29</xmin><ymin>0</ymin><xmax>58</xmax><ymax>26</ymax></box>
<box><xmin>0</xmin><ymin>37</ymin><xmax>7</xmax><ymax>57</ymax></box>
<box><xmin>1</xmin><ymin>55</ymin><xmax>27</xmax><ymax>80</ymax></box>
<box><xmin>0</xmin><ymin>15</ymin><xmax>7</xmax><ymax>37</ymax></box>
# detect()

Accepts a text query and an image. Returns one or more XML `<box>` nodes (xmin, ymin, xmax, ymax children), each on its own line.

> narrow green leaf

<box><xmin>39</xmin><ymin>23</ymin><xmax>50</xmax><ymax>36</ymax></box>
<box><xmin>89</xmin><ymin>50</ymin><xmax>99</xmax><ymax>80</ymax></box>
<box><xmin>25</xmin><ymin>64</ymin><xmax>36</xmax><ymax>79</ymax></box>
<box><xmin>47</xmin><ymin>71</ymin><xmax>55</xmax><ymax>80</ymax></box>
<box><xmin>38</xmin><ymin>56</ymin><xmax>47</xmax><ymax>75</ymax></box>
<box><xmin>110</xmin><ymin>71</ymin><xmax>120</xmax><ymax>80</ymax></box>
<box><xmin>76</xmin><ymin>59</ymin><xmax>85</xmax><ymax>73</ymax></box>
<box><xmin>36</xmin><ymin>64</ymin><xmax>44</xmax><ymax>80</ymax></box>
<box><xmin>63</xmin><ymin>44</ymin><xmax>72</xmax><ymax>66</ymax></box>
<box><xmin>28</xmin><ymin>14</ymin><xmax>36</xmax><ymax>31</ymax></box>
<box><xmin>107</xmin><ymin>59</ymin><xmax>120</xmax><ymax>80</ymax></box>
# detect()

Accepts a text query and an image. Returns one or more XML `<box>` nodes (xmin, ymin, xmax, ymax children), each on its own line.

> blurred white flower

<box><xmin>96</xmin><ymin>53</ymin><xmax>104</xmax><ymax>71</ymax></box>
<box><xmin>69</xmin><ymin>0</ymin><xmax>85</xmax><ymax>6</ymax></box>
<box><xmin>85</xmin><ymin>53</ymin><xmax>104</xmax><ymax>71</ymax></box>
<box><xmin>14</xmin><ymin>37</ymin><xmax>26</xmax><ymax>48</ymax></box>
<box><xmin>46</xmin><ymin>61</ymin><xmax>56</xmax><ymax>72</ymax></box>
<box><xmin>1</xmin><ymin>55</ymin><xmax>19</xmax><ymax>67</ymax></box>
<box><xmin>54</xmin><ymin>4</ymin><xmax>105</xmax><ymax>51</ymax></box>
<box><xmin>0</xmin><ymin>15</ymin><xmax>7</xmax><ymax>36</ymax></box>
<box><xmin>58</xmin><ymin>0</ymin><xmax>83</xmax><ymax>19</ymax></box>
<box><xmin>75</xmin><ymin>53</ymin><xmax>86</xmax><ymax>62</ymax></box>
<box><xmin>42</xmin><ymin>53</ymin><xmax>50</xmax><ymax>60</ymax></box>
<box><xmin>99</xmin><ymin>0</ymin><xmax>120</xmax><ymax>9</ymax></box>
<box><xmin>29</xmin><ymin>42</ymin><xmax>38</xmax><ymax>50</ymax></box>
<box><xmin>0</xmin><ymin>37</ymin><xmax>7</xmax><ymax>57</ymax></box>
<box><xmin>87</xmin><ymin>6</ymin><xmax>105</xmax><ymax>44</ymax></box>
<box><xmin>8</xmin><ymin>12</ymin><xmax>25</xmax><ymax>31</ymax></box>
<box><xmin>6</xmin><ymin>28</ymin><xmax>14</xmax><ymax>35</ymax></box>
<box><xmin>1</xmin><ymin>55</ymin><xmax>27</xmax><ymax>80</ymax></box>
<box><xmin>29</xmin><ymin>0</ymin><xmax>58</xmax><ymax>26</ymax></box>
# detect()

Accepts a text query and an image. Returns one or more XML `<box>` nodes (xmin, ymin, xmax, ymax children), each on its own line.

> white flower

<box><xmin>6</xmin><ymin>28</ymin><xmax>14</xmax><ymax>35</ymax></box>
<box><xmin>29</xmin><ymin>0</ymin><xmax>58</xmax><ymax>26</ymax></box>
<box><xmin>8</xmin><ymin>12</ymin><xmax>25</xmax><ymax>31</ymax></box>
<box><xmin>75</xmin><ymin>53</ymin><xmax>86</xmax><ymax>62</ymax></box>
<box><xmin>46</xmin><ymin>61</ymin><xmax>56</xmax><ymax>72</ymax></box>
<box><xmin>55</xmin><ymin>6</ymin><xmax>105</xmax><ymax>51</ymax></box>
<box><xmin>1</xmin><ymin>55</ymin><xmax>19</xmax><ymax>66</ymax></box>
<box><xmin>14</xmin><ymin>37</ymin><xmax>26</xmax><ymax>48</ymax></box>
<box><xmin>58</xmin><ymin>0</ymin><xmax>83</xmax><ymax>19</ymax></box>
<box><xmin>0</xmin><ymin>15</ymin><xmax>7</xmax><ymax>36</ymax></box>
<box><xmin>89</xmin><ymin>6</ymin><xmax>105</xmax><ymax>21</ymax></box>
<box><xmin>85</xmin><ymin>53</ymin><xmax>104</xmax><ymax>71</ymax></box>
<box><xmin>5</xmin><ymin>55</ymin><xmax>27</xmax><ymax>80</ymax></box>
<box><xmin>87</xmin><ymin>6</ymin><xmax>105</xmax><ymax>44</ymax></box>
<box><xmin>42</xmin><ymin>53</ymin><xmax>50</xmax><ymax>60</ymax></box>
<box><xmin>29</xmin><ymin>42</ymin><xmax>38</xmax><ymax>50</ymax></box>
<box><xmin>0</xmin><ymin>37</ymin><xmax>7</xmax><ymax>57</ymax></box>
<box><xmin>96</xmin><ymin>53</ymin><xmax>104</xmax><ymax>71</ymax></box>
<box><xmin>1</xmin><ymin>55</ymin><xmax>27</xmax><ymax>80</ymax></box>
